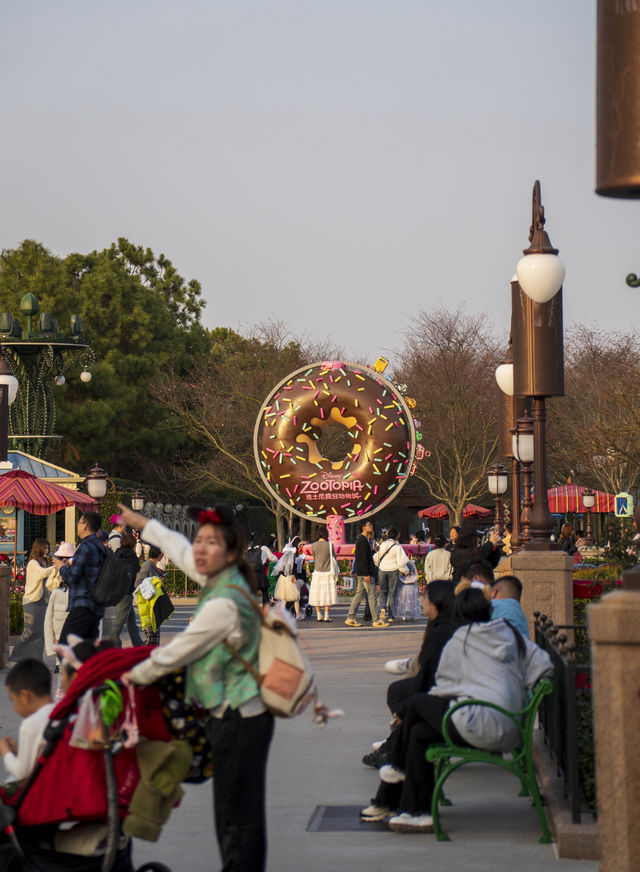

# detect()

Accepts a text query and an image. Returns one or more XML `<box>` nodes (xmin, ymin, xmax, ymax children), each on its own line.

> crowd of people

<box><xmin>0</xmin><ymin>509</ymin><xmax>553</xmax><ymax>866</ymax></box>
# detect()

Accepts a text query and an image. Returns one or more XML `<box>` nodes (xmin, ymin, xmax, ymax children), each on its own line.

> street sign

<box><xmin>615</xmin><ymin>492</ymin><xmax>634</xmax><ymax>517</ymax></box>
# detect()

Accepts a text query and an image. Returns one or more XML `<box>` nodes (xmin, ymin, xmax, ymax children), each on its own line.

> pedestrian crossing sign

<box><xmin>614</xmin><ymin>492</ymin><xmax>634</xmax><ymax>517</ymax></box>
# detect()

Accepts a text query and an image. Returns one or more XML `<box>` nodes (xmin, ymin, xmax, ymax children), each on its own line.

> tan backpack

<box><xmin>224</xmin><ymin>585</ymin><xmax>317</xmax><ymax>717</ymax></box>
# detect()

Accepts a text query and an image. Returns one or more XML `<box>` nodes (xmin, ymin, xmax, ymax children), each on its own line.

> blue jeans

<box><xmin>378</xmin><ymin>569</ymin><xmax>399</xmax><ymax>617</ymax></box>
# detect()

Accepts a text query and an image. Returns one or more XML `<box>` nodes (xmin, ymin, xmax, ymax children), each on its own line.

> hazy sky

<box><xmin>3</xmin><ymin>1</ymin><xmax>639</xmax><ymax>362</ymax></box>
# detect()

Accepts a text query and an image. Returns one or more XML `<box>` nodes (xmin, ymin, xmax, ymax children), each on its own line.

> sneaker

<box><xmin>388</xmin><ymin>812</ymin><xmax>434</xmax><ymax>833</ymax></box>
<box><xmin>372</xmin><ymin>619</ymin><xmax>390</xmax><ymax>628</ymax></box>
<box><xmin>296</xmin><ymin>614</ymin><xmax>305</xmax><ymax>621</ymax></box>
<box><xmin>345</xmin><ymin>618</ymin><xmax>361</xmax><ymax>627</ymax></box>
<box><xmin>371</xmin><ymin>740</ymin><xmax>385</xmax><ymax>750</ymax></box>
<box><xmin>385</xmin><ymin>658</ymin><xmax>412</xmax><ymax>675</ymax></box>
<box><xmin>362</xmin><ymin>747</ymin><xmax>392</xmax><ymax>769</ymax></box>
<box><xmin>360</xmin><ymin>804</ymin><xmax>395</xmax><ymax>822</ymax></box>
<box><xmin>379</xmin><ymin>764</ymin><xmax>405</xmax><ymax>784</ymax></box>
<box><xmin>387</xmin><ymin>615</ymin><xmax>394</xmax><ymax>623</ymax></box>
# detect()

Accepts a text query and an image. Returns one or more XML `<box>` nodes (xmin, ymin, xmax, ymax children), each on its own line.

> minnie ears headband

<box><xmin>199</xmin><ymin>509</ymin><xmax>223</xmax><ymax>525</ymax></box>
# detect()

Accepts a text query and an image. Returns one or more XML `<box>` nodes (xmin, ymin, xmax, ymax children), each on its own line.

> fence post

<box><xmin>589</xmin><ymin>567</ymin><xmax>640</xmax><ymax>871</ymax></box>
<box><xmin>0</xmin><ymin>563</ymin><xmax>9</xmax><ymax>669</ymax></box>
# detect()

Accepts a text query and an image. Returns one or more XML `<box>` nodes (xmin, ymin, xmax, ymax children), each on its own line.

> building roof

<box><xmin>2</xmin><ymin>451</ymin><xmax>85</xmax><ymax>484</ymax></box>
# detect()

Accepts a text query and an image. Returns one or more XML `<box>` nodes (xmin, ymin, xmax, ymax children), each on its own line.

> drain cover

<box><xmin>307</xmin><ymin>805</ymin><xmax>389</xmax><ymax>832</ymax></box>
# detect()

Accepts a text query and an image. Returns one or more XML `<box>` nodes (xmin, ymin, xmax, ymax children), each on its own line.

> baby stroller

<box><xmin>0</xmin><ymin>647</ymin><xmax>182</xmax><ymax>872</ymax></box>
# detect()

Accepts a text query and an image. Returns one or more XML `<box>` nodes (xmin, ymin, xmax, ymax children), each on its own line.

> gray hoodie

<box><xmin>430</xmin><ymin>618</ymin><xmax>552</xmax><ymax>752</ymax></box>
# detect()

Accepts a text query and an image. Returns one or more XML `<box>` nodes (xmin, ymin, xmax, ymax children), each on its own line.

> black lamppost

<box><xmin>583</xmin><ymin>488</ymin><xmax>595</xmax><ymax>545</ymax></box>
<box><xmin>512</xmin><ymin>181</ymin><xmax>565</xmax><ymax>550</ymax></box>
<box><xmin>0</xmin><ymin>354</ymin><xmax>19</xmax><ymax>468</ymax></box>
<box><xmin>512</xmin><ymin>415</ymin><xmax>534</xmax><ymax>546</ymax></box>
<box><xmin>487</xmin><ymin>462</ymin><xmax>508</xmax><ymax>535</ymax></box>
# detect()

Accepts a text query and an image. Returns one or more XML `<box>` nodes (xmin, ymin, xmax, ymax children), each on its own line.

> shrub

<box><xmin>10</xmin><ymin>594</ymin><xmax>24</xmax><ymax>635</ymax></box>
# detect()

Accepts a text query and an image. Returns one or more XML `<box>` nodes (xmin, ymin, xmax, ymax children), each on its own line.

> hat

<box><xmin>53</xmin><ymin>541</ymin><xmax>76</xmax><ymax>559</ymax></box>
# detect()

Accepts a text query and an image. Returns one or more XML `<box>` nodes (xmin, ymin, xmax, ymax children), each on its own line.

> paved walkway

<box><xmin>1</xmin><ymin>606</ymin><xmax>599</xmax><ymax>871</ymax></box>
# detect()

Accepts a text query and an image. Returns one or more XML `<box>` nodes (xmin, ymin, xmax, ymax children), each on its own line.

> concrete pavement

<box><xmin>1</xmin><ymin>605</ymin><xmax>599</xmax><ymax>871</ymax></box>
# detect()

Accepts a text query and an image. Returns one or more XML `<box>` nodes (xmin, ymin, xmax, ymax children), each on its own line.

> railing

<box><xmin>534</xmin><ymin>612</ymin><xmax>595</xmax><ymax>823</ymax></box>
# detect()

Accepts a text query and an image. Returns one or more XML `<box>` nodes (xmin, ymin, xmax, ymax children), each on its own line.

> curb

<box><xmin>533</xmin><ymin>732</ymin><xmax>599</xmax><ymax>860</ymax></box>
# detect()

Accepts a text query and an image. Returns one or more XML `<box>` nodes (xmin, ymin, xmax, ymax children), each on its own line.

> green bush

<box><xmin>573</xmin><ymin>563</ymin><xmax>624</xmax><ymax>582</ymax></box>
<box><xmin>162</xmin><ymin>565</ymin><xmax>200</xmax><ymax>597</ymax></box>
<box><xmin>10</xmin><ymin>594</ymin><xmax>24</xmax><ymax>635</ymax></box>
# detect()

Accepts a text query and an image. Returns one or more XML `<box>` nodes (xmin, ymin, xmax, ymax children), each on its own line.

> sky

<box><xmin>2</xmin><ymin>1</ymin><xmax>639</xmax><ymax>363</ymax></box>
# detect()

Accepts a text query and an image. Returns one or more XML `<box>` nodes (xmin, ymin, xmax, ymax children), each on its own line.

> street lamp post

<box><xmin>583</xmin><ymin>488</ymin><xmax>595</xmax><ymax>545</ymax></box>
<box><xmin>495</xmin><ymin>333</ymin><xmax>529</xmax><ymax>552</ymax></box>
<box><xmin>487</xmin><ymin>462</ymin><xmax>508</xmax><ymax>534</ymax></box>
<box><xmin>0</xmin><ymin>354</ymin><xmax>19</xmax><ymax>469</ymax></box>
<box><xmin>131</xmin><ymin>490</ymin><xmax>145</xmax><ymax>513</ymax></box>
<box><xmin>86</xmin><ymin>464</ymin><xmax>108</xmax><ymax>516</ymax></box>
<box><xmin>512</xmin><ymin>415</ymin><xmax>534</xmax><ymax>546</ymax></box>
<box><xmin>512</xmin><ymin>181</ymin><xmax>565</xmax><ymax>550</ymax></box>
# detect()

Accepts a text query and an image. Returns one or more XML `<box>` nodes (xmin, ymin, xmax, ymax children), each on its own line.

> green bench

<box><xmin>425</xmin><ymin>677</ymin><xmax>553</xmax><ymax>843</ymax></box>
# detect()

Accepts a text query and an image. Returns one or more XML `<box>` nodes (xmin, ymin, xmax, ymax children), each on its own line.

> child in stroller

<box><xmin>0</xmin><ymin>643</ymin><xmax>193</xmax><ymax>872</ymax></box>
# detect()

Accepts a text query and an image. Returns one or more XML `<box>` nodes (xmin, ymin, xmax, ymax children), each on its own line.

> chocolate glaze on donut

<box><xmin>254</xmin><ymin>360</ymin><xmax>416</xmax><ymax>523</ymax></box>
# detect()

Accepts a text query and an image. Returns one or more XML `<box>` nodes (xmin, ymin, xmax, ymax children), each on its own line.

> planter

<box><xmin>572</xmin><ymin>578</ymin><xmax>622</xmax><ymax>599</ymax></box>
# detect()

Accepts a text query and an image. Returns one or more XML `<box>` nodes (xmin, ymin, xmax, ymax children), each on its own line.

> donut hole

<box><xmin>317</xmin><ymin>421</ymin><xmax>353</xmax><ymax>463</ymax></box>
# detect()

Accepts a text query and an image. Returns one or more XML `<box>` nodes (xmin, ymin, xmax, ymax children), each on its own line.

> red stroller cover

<box><xmin>7</xmin><ymin>647</ymin><xmax>172</xmax><ymax>826</ymax></box>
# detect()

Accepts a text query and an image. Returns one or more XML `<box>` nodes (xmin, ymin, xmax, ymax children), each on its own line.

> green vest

<box><xmin>185</xmin><ymin>567</ymin><xmax>261</xmax><ymax>711</ymax></box>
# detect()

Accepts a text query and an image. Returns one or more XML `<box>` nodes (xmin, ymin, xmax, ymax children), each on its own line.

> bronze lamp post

<box><xmin>512</xmin><ymin>181</ymin><xmax>565</xmax><ymax>550</ymax></box>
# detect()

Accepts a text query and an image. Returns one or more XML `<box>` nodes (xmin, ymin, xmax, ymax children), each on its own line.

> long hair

<box><xmin>29</xmin><ymin>538</ymin><xmax>50</xmax><ymax>565</ymax></box>
<box><xmin>420</xmin><ymin>579</ymin><xmax>455</xmax><ymax>646</ymax></box>
<box><xmin>188</xmin><ymin>503</ymin><xmax>257</xmax><ymax>592</ymax></box>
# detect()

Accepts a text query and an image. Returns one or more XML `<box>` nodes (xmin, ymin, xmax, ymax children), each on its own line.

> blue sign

<box><xmin>615</xmin><ymin>492</ymin><xmax>634</xmax><ymax>518</ymax></box>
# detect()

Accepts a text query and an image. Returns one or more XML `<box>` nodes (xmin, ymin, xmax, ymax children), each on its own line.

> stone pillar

<box><xmin>495</xmin><ymin>549</ymin><xmax>574</xmax><ymax>637</ymax></box>
<box><xmin>46</xmin><ymin>512</ymin><xmax>56</xmax><ymax>549</ymax></box>
<box><xmin>0</xmin><ymin>563</ymin><xmax>9</xmax><ymax>668</ymax></box>
<box><xmin>65</xmin><ymin>505</ymin><xmax>76</xmax><ymax>543</ymax></box>
<box><xmin>589</xmin><ymin>569</ymin><xmax>640</xmax><ymax>872</ymax></box>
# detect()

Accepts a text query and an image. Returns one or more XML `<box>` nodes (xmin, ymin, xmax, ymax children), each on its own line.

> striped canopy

<box><xmin>418</xmin><ymin>502</ymin><xmax>493</xmax><ymax>519</ymax></box>
<box><xmin>0</xmin><ymin>469</ymin><xmax>97</xmax><ymax>515</ymax></box>
<box><xmin>546</xmin><ymin>484</ymin><xmax>614</xmax><ymax>514</ymax></box>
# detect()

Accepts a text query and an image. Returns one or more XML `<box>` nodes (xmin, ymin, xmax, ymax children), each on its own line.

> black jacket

<box><xmin>354</xmin><ymin>534</ymin><xmax>376</xmax><ymax>577</ymax></box>
<box><xmin>416</xmin><ymin>618</ymin><xmax>453</xmax><ymax>693</ymax></box>
<box><xmin>450</xmin><ymin>541</ymin><xmax>500</xmax><ymax>582</ymax></box>
<box><xmin>116</xmin><ymin>546</ymin><xmax>141</xmax><ymax>594</ymax></box>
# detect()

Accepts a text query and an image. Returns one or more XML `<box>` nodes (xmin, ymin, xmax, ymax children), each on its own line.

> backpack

<box><xmin>224</xmin><ymin>585</ymin><xmax>316</xmax><ymax>718</ymax></box>
<box><xmin>91</xmin><ymin>544</ymin><xmax>134</xmax><ymax>607</ymax></box>
<box><xmin>246</xmin><ymin>546</ymin><xmax>268</xmax><ymax>589</ymax></box>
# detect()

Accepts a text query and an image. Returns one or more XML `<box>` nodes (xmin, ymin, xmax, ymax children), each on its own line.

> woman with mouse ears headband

<box><xmin>117</xmin><ymin>501</ymin><xmax>273</xmax><ymax>872</ymax></box>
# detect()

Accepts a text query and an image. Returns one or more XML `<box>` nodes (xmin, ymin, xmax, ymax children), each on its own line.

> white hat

<box><xmin>53</xmin><ymin>541</ymin><xmax>76</xmax><ymax>559</ymax></box>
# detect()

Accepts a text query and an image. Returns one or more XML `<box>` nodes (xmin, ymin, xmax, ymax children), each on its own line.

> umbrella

<box><xmin>462</xmin><ymin>503</ymin><xmax>493</xmax><ymax>519</ymax></box>
<box><xmin>417</xmin><ymin>503</ymin><xmax>449</xmax><ymax>519</ymax></box>
<box><xmin>546</xmin><ymin>484</ymin><xmax>614</xmax><ymax>514</ymax></box>
<box><xmin>418</xmin><ymin>503</ymin><xmax>492</xmax><ymax>519</ymax></box>
<box><xmin>0</xmin><ymin>469</ymin><xmax>96</xmax><ymax>569</ymax></box>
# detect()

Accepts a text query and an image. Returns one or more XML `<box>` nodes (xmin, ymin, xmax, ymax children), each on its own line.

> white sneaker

<box><xmin>379</xmin><ymin>764</ymin><xmax>405</xmax><ymax>784</ymax></box>
<box><xmin>371</xmin><ymin>740</ymin><xmax>385</xmax><ymax>750</ymax></box>
<box><xmin>388</xmin><ymin>812</ymin><xmax>434</xmax><ymax>833</ymax></box>
<box><xmin>385</xmin><ymin>658</ymin><xmax>412</xmax><ymax>675</ymax></box>
<box><xmin>360</xmin><ymin>804</ymin><xmax>395</xmax><ymax>822</ymax></box>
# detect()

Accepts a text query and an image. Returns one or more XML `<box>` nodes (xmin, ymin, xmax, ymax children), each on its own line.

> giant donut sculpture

<box><xmin>254</xmin><ymin>361</ymin><xmax>416</xmax><ymax>523</ymax></box>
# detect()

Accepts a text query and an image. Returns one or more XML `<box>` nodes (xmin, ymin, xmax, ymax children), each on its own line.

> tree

<box><xmin>394</xmin><ymin>307</ymin><xmax>501</xmax><ymax>526</ymax></box>
<box><xmin>548</xmin><ymin>325</ymin><xmax>640</xmax><ymax>494</ymax></box>
<box><xmin>151</xmin><ymin>322</ymin><xmax>341</xmax><ymax>545</ymax></box>
<box><xmin>0</xmin><ymin>239</ymin><xmax>210</xmax><ymax>479</ymax></box>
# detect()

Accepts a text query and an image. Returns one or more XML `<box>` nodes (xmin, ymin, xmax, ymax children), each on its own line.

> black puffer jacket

<box><xmin>116</xmin><ymin>546</ymin><xmax>141</xmax><ymax>594</ymax></box>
